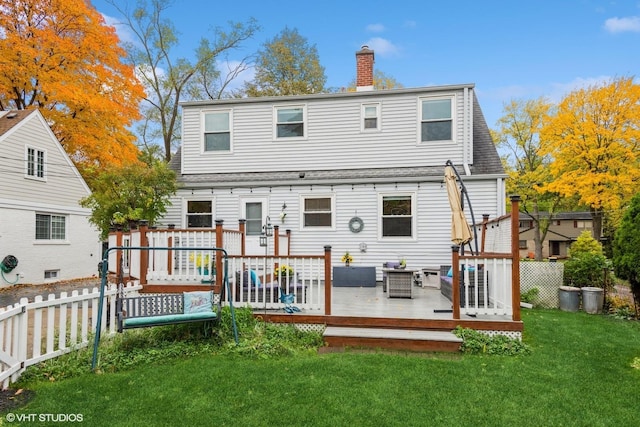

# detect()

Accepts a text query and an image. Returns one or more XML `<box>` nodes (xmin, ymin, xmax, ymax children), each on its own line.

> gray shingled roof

<box><xmin>170</xmin><ymin>89</ymin><xmax>505</xmax><ymax>188</ymax></box>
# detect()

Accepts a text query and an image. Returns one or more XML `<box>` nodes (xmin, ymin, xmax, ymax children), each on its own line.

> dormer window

<box><xmin>203</xmin><ymin>110</ymin><xmax>231</xmax><ymax>152</ymax></box>
<box><xmin>275</xmin><ymin>106</ymin><xmax>305</xmax><ymax>139</ymax></box>
<box><xmin>420</xmin><ymin>97</ymin><xmax>453</xmax><ymax>142</ymax></box>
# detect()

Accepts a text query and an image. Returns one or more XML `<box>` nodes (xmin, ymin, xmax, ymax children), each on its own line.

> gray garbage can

<box><xmin>581</xmin><ymin>287</ymin><xmax>604</xmax><ymax>314</ymax></box>
<box><xmin>558</xmin><ymin>286</ymin><xmax>580</xmax><ymax>312</ymax></box>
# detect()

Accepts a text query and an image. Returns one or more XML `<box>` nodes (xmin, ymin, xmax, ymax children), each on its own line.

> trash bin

<box><xmin>558</xmin><ymin>286</ymin><xmax>580</xmax><ymax>312</ymax></box>
<box><xmin>581</xmin><ymin>287</ymin><xmax>604</xmax><ymax>314</ymax></box>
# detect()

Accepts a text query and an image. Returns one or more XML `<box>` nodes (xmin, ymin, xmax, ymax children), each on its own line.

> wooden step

<box><xmin>322</xmin><ymin>326</ymin><xmax>462</xmax><ymax>353</ymax></box>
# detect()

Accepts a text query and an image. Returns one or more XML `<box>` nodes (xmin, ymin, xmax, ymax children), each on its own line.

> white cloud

<box><xmin>366</xmin><ymin>23</ymin><xmax>385</xmax><ymax>33</ymax></box>
<box><xmin>403</xmin><ymin>20</ymin><xmax>417</xmax><ymax>29</ymax></box>
<box><xmin>603</xmin><ymin>16</ymin><xmax>640</xmax><ymax>33</ymax></box>
<box><xmin>100</xmin><ymin>13</ymin><xmax>137</xmax><ymax>45</ymax></box>
<box><xmin>364</xmin><ymin>37</ymin><xmax>400</xmax><ymax>57</ymax></box>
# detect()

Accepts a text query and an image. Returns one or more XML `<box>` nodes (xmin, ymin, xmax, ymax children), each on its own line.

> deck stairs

<box><xmin>322</xmin><ymin>326</ymin><xmax>462</xmax><ymax>353</ymax></box>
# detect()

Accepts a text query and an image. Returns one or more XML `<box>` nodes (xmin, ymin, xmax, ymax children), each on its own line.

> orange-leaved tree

<box><xmin>539</xmin><ymin>77</ymin><xmax>640</xmax><ymax>241</ymax></box>
<box><xmin>0</xmin><ymin>0</ymin><xmax>146</xmax><ymax>178</ymax></box>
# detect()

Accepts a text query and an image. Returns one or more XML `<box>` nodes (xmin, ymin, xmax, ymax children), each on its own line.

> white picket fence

<box><xmin>0</xmin><ymin>282</ymin><xmax>142</xmax><ymax>389</ymax></box>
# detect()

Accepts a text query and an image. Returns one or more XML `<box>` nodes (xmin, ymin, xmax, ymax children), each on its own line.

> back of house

<box><xmin>0</xmin><ymin>109</ymin><xmax>100</xmax><ymax>286</ymax></box>
<box><xmin>160</xmin><ymin>47</ymin><xmax>506</xmax><ymax>276</ymax></box>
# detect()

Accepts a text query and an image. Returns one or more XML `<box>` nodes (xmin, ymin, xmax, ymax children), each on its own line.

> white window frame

<box><xmin>361</xmin><ymin>102</ymin><xmax>381</xmax><ymax>132</ymax></box>
<box><xmin>202</xmin><ymin>109</ymin><xmax>232</xmax><ymax>153</ymax></box>
<box><xmin>273</xmin><ymin>105</ymin><xmax>307</xmax><ymax>140</ymax></box>
<box><xmin>35</xmin><ymin>213</ymin><xmax>67</xmax><ymax>241</ymax></box>
<box><xmin>25</xmin><ymin>145</ymin><xmax>47</xmax><ymax>181</ymax></box>
<box><xmin>300</xmin><ymin>194</ymin><xmax>335</xmax><ymax>230</ymax></box>
<box><xmin>418</xmin><ymin>95</ymin><xmax>456</xmax><ymax>143</ymax></box>
<box><xmin>182</xmin><ymin>197</ymin><xmax>215</xmax><ymax>228</ymax></box>
<box><xmin>378</xmin><ymin>192</ymin><xmax>416</xmax><ymax>240</ymax></box>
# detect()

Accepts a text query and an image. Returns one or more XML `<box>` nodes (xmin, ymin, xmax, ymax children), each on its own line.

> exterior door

<box><xmin>243</xmin><ymin>199</ymin><xmax>268</xmax><ymax>255</ymax></box>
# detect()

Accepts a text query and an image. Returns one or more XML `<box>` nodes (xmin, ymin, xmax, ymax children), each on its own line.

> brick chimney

<box><xmin>356</xmin><ymin>45</ymin><xmax>374</xmax><ymax>91</ymax></box>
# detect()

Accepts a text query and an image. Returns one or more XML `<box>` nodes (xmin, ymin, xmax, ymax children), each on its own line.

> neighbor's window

<box><xmin>36</xmin><ymin>214</ymin><xmax>66</xmax><ymax>240</ymax></box>
<box><xmin>381</xmin><ymin>195</ymin><xmax>413</xmax><ymax>237</ymax></box>
<box><xmin>204</xmin><ymin>111</ymin><xmax>231</xmax><ymax>151</ymax></box>
<box><xmin>519</xmin><ymin>240</ymin><xmax>528</xmax><ymax>249</ymax></box>
<box><xmin>245</xmin><ymin>202</ymin><xmax>263</xmax><ymax>235</ymax></box>
<box><xmin>275</xmin><ymin>106</ymin><xmax>305</xmax><ymax>138</ymax></box>
<box><xmin>26</xmin><ymin>147</ymin><xmax>46</xmax><ymax>179</ymax></box>
<box><xmin>362</xmin><ymin>103</ymin><xmax>380</xmax><ymax>131</ymax></box>
<box><xmin>44</xmin><ymin>270</ymin><xmax>59</xmax><ymax>280</ymax></box>
<box><xmin>303</xmin><ymin>197</ymin><xmax>332</xmax><ymax>227</ymax></box>
<box><xmin>186</xmin><ymin>200</ymin><xmax>213</xmax><ymax>228</ymax></box>
<box><xmin>420</xmin><ymin>97</ymin><xmax>453</xmax><ymax>142</ymax></box>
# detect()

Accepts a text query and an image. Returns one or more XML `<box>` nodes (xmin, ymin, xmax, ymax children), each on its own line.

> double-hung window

<box><xmin>204</xmin><ymin>111</ymin><xmax>231</xmax><ymax>152</ymax></box>
<box><xmin>420</xmin><ymin>97</ymin><xmax>453</xmax><ymax>142</ymax></box>
<box><xmin>26</xmin><ymin>147</ymin><xmax>46</xmax><ymax>180</ymax></box>
<box><xmin>186</xmin><ymin>200</ymin><xmax>213</xmax><ymax>228</ymax></box>
<box><xmin>302</xmin><ymin>196</ymin><xmax>333</xmax><ymax>228</ymax></box>
<box><xmin>380</xmin><ymin>194</ymin><xmax>414</xmax><ymax>238</ymax></box>
<box><xmin>275</xmin><ymin>106</ymin><xmax>305</xmax><ymax>138</ymax></box>
<box><xmin>362</xmin><ymin>103</ymin><xmax>381</xmax><ymax>131</ymax></box>
<box><xmin>36</xmin><ymin>213</ymin><xmax>66</xmax><ymax>240</ymax></box>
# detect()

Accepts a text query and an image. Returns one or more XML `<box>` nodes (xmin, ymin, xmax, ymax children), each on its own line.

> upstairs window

<box><xmin>186</xmin><ymin>200</ymin><xmax>213</xmax><ymax>228</ymax></box>
<box><xmin>26</xmin><ymin>147</ymin><xmax>46</xmax><ymax>180</ymax></box>
<box><xmin>275</xmin><ymin>106</ymin><xmax>305</xmax><ymax>138</ymax></box>
<box><xmin>303</xmin><ymin>196</ymin><xmax>333</xmax><ymax>227</ymax></box>
<box><xmin>421</xmin><ymin>97</ymin><xmax>453</xmax><ymax>142</ymax></box>
<box><xmin>36</xmin><ymin>213</ymin><xmax>66</xmax><ymax>240</ymax></box>
<box><xmin>362</xmin><ymin>103</ymin><xmax>380</xmax><ymax>131</ymax></box>
<box><xmin>204</xmin><ymin>111</ymin><xmax>231</xmax><ymax>152</ymax></box>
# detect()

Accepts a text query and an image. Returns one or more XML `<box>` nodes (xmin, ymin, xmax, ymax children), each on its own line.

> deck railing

<box><xmin>0</xmin><ymin>282</ymin><xmax>142</xmax><ymax>389</ymax></box>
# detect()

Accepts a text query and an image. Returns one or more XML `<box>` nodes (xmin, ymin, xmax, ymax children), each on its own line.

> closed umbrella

<box><xmin>445</xmin><ymin>165</ymin><xmax>473</xmax><ymax>245</ymax></box>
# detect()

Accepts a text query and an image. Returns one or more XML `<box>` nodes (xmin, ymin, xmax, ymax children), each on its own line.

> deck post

<box><xmin>510</xmin><ymin>195</ymin><xmax>522</xmax><ymax>321</ymax></box>
<box><xmin>215</xmin><ymin>220</ymin><xmax>224</xmax><ymax>294</ymax></box>
<box><xmin>324</xmin><ymin>245</ymin><xmax>332</xmax><ymax>315</ymax></box>
<box><xmin>238</xmin><ymin>219</ymin><xmax>246</xmax><ymax>256</ymax></box>
<box><xmin>286</xmin><ymin>229</ymin><xmax>291</xmax><ymax>255</ymax></box>
<box><xmin>115</xmin><ymin>227</ymin><xmax>123</xmax><ymax>280</ymax></box>
<box><xmin>481</xmin><ymin>214</ymin><xmax>490</xmax><ymax>254</ymax></box>
<box><xmin>139</xmin><ymin>221</ymin><xmax>149</xmax><ymax>285</ymax></box>
<box><xmin>273</xmin><ymin>225</ymin><xmax>280</xmax><ymax>256</ymax></box>
<box><xmin>452</xmin><ymin>245</ymin><xmax>460</xmax><ymax>319</ymax></box>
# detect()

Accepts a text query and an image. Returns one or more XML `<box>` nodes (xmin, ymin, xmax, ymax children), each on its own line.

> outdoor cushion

<box><xmin>124</xmin><ymin>311</ymin><xmax>217</xmax><ymax>328</ymax></box>
<box><xmin>183</xmin><ymin>291</ymin><xmax>213</xmax><ymax>314</ymax></box>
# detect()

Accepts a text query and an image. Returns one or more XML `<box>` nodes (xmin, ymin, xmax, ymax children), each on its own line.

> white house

<box><xmin>0</xmin><ymin>109</ymin><xmax>101</xmax><ymax>286</ymax></box>
<box><xmin>160</xmin><ymin>47</ymin><xmax>506</xmax><ymax>278</ymax></box>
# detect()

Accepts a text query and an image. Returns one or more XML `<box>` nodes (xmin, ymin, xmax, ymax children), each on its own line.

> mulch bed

<box><xmin>0</xmin><ymin>388</ymin><xmax>35</xmax><ymax>412</ymax></box>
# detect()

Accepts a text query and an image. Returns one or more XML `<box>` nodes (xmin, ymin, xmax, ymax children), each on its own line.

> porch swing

<box><xmin>91</xmin><ymin>246</ymin><xmax>239</xmax><ymax>370</ymax></box>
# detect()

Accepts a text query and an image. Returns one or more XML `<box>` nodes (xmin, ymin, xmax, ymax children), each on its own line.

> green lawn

<box><xmin>3</xmin><ymin>309</ymin><xmax>639</xmax><ymax>426</ymax></box>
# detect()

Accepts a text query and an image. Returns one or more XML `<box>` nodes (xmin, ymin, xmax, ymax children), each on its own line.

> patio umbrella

<box><xmin>445</xmin><ymin>165</ymin><xmax>473</xmax><ymax>245</ymax></box>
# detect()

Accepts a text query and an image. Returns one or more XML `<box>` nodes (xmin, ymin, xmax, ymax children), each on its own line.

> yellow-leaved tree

<box><xmin>539</xmin><ymin>77</ymin><xmax>640</xmax><ymax>241</ymax></box>
<box><xmin>0</xmin><ymin>0</ymin><xmax>146</xmax><ymax>178</ymax></box>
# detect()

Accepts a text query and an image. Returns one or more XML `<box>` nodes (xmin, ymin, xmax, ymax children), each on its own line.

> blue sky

<box><xmin>93</xmin><ymin>0</ymin><xmax>640</xmax><ymax>128</ymax></box>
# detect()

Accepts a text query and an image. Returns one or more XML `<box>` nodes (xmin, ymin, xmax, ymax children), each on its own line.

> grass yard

<box><xmin>2</xmin><ymin>309</ymin><xmax>639</xmax><ymax>426</ymax></box>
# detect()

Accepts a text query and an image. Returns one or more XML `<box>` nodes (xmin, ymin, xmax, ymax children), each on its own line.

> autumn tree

<box><xmin>495</xmin><ymin>97</ymin><xmax>570</xmax><ymax>260</ymax></box>
<box><xmin>243</xmin><ymin>27</ymin><xmax>326</xmax><ymax>97</ymax></box>
<box><xmin>80</xmin><ymin>148</ymin><xmax>177</xmax><ymax>239</ymax></box>
<box><xmin>539</xmin><ymin>77</ymin><xmax>640</xmax><ymax>241</ymax></box>
<box><xmin>346</xmin><ymin>69</ymin><xmax>404</xmax><ymax>91</ymax></box>
<box><xmin>109</xmin><ymin>0</ymin><xmax>259</xmax><ymax>161</ymax></box>
<box><xmin>0</xmin><ymin>0</ymin><xmax>145</xmax><ymax>177</ymax></box>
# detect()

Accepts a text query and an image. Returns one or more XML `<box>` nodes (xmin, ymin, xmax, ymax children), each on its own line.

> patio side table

<box><xmin>382</xmin><ymin>268</ymin><xmax>416</xmax><ymax>298</ymax></box>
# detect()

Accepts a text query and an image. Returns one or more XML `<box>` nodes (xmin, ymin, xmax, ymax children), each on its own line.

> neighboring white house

<box><xmin>160</xmin><ymin>46</ymin><xmax>506</xmax><ymax>278</ymax></box>
<box><xmin>0</xmin><ymin>109</ymin><xmax>101</xmax><ymax>286</ymax></box>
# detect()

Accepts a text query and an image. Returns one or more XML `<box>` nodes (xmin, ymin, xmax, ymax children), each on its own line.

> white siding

<box><xmin>0</xmin><ymin>111</ymin><xmax>100</xmax><ymax>286</ymax></box>
<box><xmin>161</xmin><ymin>177</ymin><xmax>501</xmax><ymax>280</ymax></box>
<box><xmin>181</xmin><ymin>88</ymin><xmax>470</xmax><ymax>175</ymax></box>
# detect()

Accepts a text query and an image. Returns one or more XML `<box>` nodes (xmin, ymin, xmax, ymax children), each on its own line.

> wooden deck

<box><xmin>257</xmin><ymin>282</ymin><xmax>522</xmax><ymax>353</ymax></box>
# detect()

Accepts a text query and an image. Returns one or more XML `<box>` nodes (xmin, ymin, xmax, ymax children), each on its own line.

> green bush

<box><xmin>453</xmin><ymin>326</ymin><xmax>530</xmax><ymax>356</ymax></box>
<box><xmin>563</xmin><ymin>231</ymin><xmax>611</xmax><ymax>288</ymax></box>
